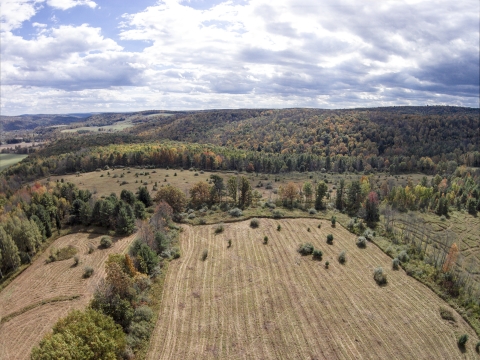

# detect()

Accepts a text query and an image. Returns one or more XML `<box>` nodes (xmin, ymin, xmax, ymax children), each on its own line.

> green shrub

<box><xmin>263</xmin><ymin>236</ymin><xmax>269</xmax><ymax>245</ymax></box>
<box><xmin>227</xmin><ymin>239</ymin><xmax>232</xmax><ymax>248</ymax></box>
<box><xmin>277</xmin><ymin>224</ymin><xmax>281</xmax><ymax>231</ymax></box>
<box><xmin>312</xmin><ymin>249</ymin><xmax>323</xmax><ymax>260</ymax></box>
<box><xmin>308</xmin><ymin>208</ymin><xmax>317</xmax><ymax>215</ymax></box>
<box><xmin>317</xmin><ymin>223</ymin><xmax>321</xmax><ymax>228</ymax></box>
<box><xmin>88</xmin><ymin>244</ymin><xmax>95</xmax><ymax>254</ymax></box>
<box><xmin>458</xmin><ymin>334</ymin><xmax>468</xmax><ymax>347</ymax></box>
<box><xmin>250</xmin><ymin>218</ymin><xmax>260</xmax><ymax>228</ymax></box>
<box><xmin>214</xmin><ymin>224</ymin><xmax>224</xmax><ymax>234</ymax></box>
<box><xmin>325</xmin><ymin>261</ymin><xmax>329</xmax><ymax>269</ymax></box>
<box><xmin>83</xmin><ymin>266</ymin><xmax>94</xmax><ymax>278</ymax></box>
<box><xmin>272</xmin><ymin>210</ymin><xmax>283</xmax><ymax>218</ymax></box>
<box><xmin>73</xmin><ymin>255</ymin><xmax>80</xmax><ymax>266</ymax></box>
<box><xmin>298</xmin><ymin>243</ymin><xmax>314</xmax><ymax>255</ymax></box>
<box><xmin>307</xmin><ymin>227</ymin><xmax>311</xmax><ymax>232</ymax></box>
<box><xmin>373</xmin><ymin>267</ymin><xmax>387</xmax><ymax>285</ymax></box>
<box><xmin>331</xmin><ymin>216</ymin><xmax>336</xmax><ymax>227</ymax></box>
<box><xmin>392</xmin><ymin>258</ymin><xmax>400</xmax><ymax>270</ymax></box>
<box><xmin>100</xmin><ymin>236</ymin><xmax>112</xmax><ymax>249</ymax></box>
<box><xmin>439</xmin><ymin>307</ymin><xmax>455</xmax><ymax>321</ymax></box>
<box><xmin>201</xmin><ymin>249</ymin><xmax>208</xmax><ymax>261</ymax></box>
<box><xmin>398</xmin><ymin>250</ymin><xmax>410</xmax><ymax>263</ymax></box>
<box><xmin>229</xmin><ymin>208</ymin><xmax>243</xmax><ymax>217</ymax></box>
<box><xmin>338</xmin><ymin>250</ymin><xmax>346</xmax><ymax>264</ymax></box>
<box><xmin>356</xmin><ymin>236</ymin><xmax>367</xmax><ymax>248</ymax></box>
<box><xmin>476</xmin><ymin>341</ymin><xmax>480</xmax><ymax>352</ymax></box>
<box><xmin>133</xmin><ymin>306</ymin><xmax>153</xmax><ymax>323</ymax></box>
<box><xmin>326</xmin><ymin>234</ymin><xmax>334</xmax><ymax>244</ymax></box>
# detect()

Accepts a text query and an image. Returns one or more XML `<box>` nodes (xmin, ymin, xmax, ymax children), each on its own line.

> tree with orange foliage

<box><xmin>280</xmin><ymin>182</ymin><xmax>299</xmax><ymax>207</ymax></box>
<box><xmin>442</xmin><ymin>243</ymin><xmax>458</xmax><ymax>273</ymax></box>
<box><xmin>190</xmin><ymin>181</ymin><xmax>211</xmax><ymax>208</ymax></box>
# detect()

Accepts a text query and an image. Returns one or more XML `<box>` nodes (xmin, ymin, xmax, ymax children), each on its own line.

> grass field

<box><xmin>146</xmin><ymin>218</ymin><xmax>479</xmax><ymax>359</ymax></box>
<box><xmin>60</xmin><ymin>118</ymin><xmax>134</xmax><ymax>133</ymax></box>
<box><xmin>0</xmin><ymin>232</ymin><xmax>136</xmax><ymax>360</ymax></box>
<box><xmin>46</xmin><ymin>167</ymin><xmax>426</xmax><ymax>202</ymax></box>
<box><xmin>0</xmin><ymin>153</ymin><xmax>28</xmax><ymax>172</ymax></box>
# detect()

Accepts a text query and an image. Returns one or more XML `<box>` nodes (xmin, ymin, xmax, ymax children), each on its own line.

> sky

<box><xmin>1</xmin><ymin>0</ymin><xmax>479</xmax><ymax>115</ymax></box>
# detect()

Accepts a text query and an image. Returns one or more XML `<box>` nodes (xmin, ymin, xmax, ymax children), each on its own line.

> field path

<box><xmin>0</xmin><ymin>232</ymin><xmax>136</xmax><ymax>360</ymax></box>
<box><xmin>147</xmin><ymin>218</ymin><xmax>479</xmax><ymax>359</ymax></box>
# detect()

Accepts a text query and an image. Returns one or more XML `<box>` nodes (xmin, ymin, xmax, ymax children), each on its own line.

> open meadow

<box><xmin>147</xmin><ymin>218</ymin><xmax>479</xmax><ymax>360</ymax></box>
<box><xmin>0</xmin><ymin>232</ymin><xmax>136</xmax><ymax>360</ymax></box>
<box><xmin>0</xmin><ymin>154</ymin><xmax>28</xmax><ymax>172</ymax></box>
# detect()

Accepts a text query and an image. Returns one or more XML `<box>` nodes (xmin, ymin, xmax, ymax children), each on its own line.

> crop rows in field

<box><xmin>147</xmin><ymin>218</ymin><xmax>479</xmax><ymax>360</ymax></box>
<box><xmin>0</xmin><ymin>232</ymin><xmax>136</xmax><ymax>360</ymax></box>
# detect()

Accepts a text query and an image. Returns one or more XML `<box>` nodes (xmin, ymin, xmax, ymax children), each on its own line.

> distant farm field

<box><xmin>147</xmin><ymin>218</ymin><xmax>479</xmax><ymax>359</ymax></box>
<box><xmin>0</xmin><ymin>154</ymin><xmax>28</xmax><ymax>172</ymax></box>
<box><xmin>0</xmin><ymin>232</ymin><xmax>136</xmax><ymax>360</ymax></box>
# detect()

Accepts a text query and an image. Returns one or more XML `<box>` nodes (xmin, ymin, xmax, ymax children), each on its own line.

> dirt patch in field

<box><xmin>0</xmin><ymin>232</ymin><xmax>136</xmax><ymax>360</ymax></box>
<box><xmin>147</xmin><ymin>218</ymin><xmax>479</xmax><ymax>360</ymax></box>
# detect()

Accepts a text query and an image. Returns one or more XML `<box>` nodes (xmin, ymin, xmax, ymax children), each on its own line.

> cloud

<box><xmin>46</xmin><ymin>0</ymin><xmax>97</xmax><ymax>10</ymax></box>
<box><xmin>0</xmin><ymin>0</ymin><xmax>479</xmax><ymax>114</ymax></box>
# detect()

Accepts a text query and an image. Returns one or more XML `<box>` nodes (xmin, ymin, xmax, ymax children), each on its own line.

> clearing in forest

<box><xmin>147</xmin><ymin>218</ymin><xmax>479</xmax><ymax>360</ymax></box>
<box><xmin>0</xmin><ymin>232</ymin><xmax>136</xmax><ymax>360</ymax></box>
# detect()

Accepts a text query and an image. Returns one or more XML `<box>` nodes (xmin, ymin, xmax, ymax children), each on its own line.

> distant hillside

<box><xmin>0</xmin><ymin>113</ymin><xmax>94</xmax><ymax>131</ymax></box>
<box><xmin>131</xmin><ymin>106</ymin><xmax>479</xmax><ymax>160</ymax></box>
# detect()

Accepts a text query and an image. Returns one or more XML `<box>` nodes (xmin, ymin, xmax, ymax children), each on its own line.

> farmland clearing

<box><xmin>0</xmin><ymin>154</ymin><xmax>28</xmax><ymax>172</ymax></box>
<box><xmin>0</xmin><ymin>232</ymin><xmax>136</xmax><ymax>360</ymax></box>
<box><xmin>147</xmin><ymin>218</ymin><xmax>479</xmax><ymax>359</ymax></box>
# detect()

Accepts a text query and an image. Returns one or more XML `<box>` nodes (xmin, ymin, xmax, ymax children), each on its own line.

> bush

<box><xmin>439</xmin><ymin>307</ymin><xmax>455</xmax><ymax>321</ymax></box>
<box><xmin>458</xmin><ymin>334</ymin><xmax>468</xmax><ymax>347</ymax></box>
<box><xmin>83</xmin><ymin>266</ymin><xmax>94</xmax><ymax>278</ymax></box>
<box><xmin>326</xmin><ymin>234</ymin><xmax>334</xmax><ymax>244</ymax></box>
<box><xmin>331</xmin><ymin>216</ymin><xmax>336</xmax><ymax>227</ymax></box>
<box><xmin>398</xmin><ymin>250</ymin><xmax>410</xmax><ymax>263</ymax></box>
<box><xmin>198</xmin><ymin>218</ymin><xmax>206</xmax><ymax>225</ymax></box>
<box><xmin>250</xmin><ymin>218</ymin><xmax>260</xmax><ymax>228</ymax></box>
<box><xmin>171</xmin><ymin>247</ymin><xmax>181</xmax><ymax>259</ymax></box>
<box><xmin>338</xmin><ymin>250</ymin><xmax>346</xmax><ymax>264</ymax></box>
<box><xmin>325</xmin><ymin>261</ymin><xmax>329</xmax><ymax>269</ymax></box>
<box><xmin>356</xmin><ymin>236</ymin><xmax>367</xmax><ymax>248</ymax></box>
<box><xmin>265</xmin><ymin>201</ymin><xmax>275</xmax><ymax>209</ymax></box>
<box><xmin>312</xmin><ymin>249</ymin><xmax>323</xmax><ymax>260</ymax></box>
<box><xmin>392</xmin><ymin>258</ymin><xmax>400</xmax><ymax>270</ymax></box>
<box><xmin>187</xmin><ymin>213</ymin><xmax>196</xmax><ymax>219</ymax></box>
<box><xmin>73</xmin><ymin>255</ymin><xmax>80</xmax><ymax>266</ymax></box>
<box><xmin>363</xmin><ymin>229</ymin><xmax>375</xmax><ymax>240</ymax></box>
<box><xmin>277</xmin><ymin>224</ymin><xmax>281</xmax><ymax>231</ymax></box>
<box><xmin>133</xmin><ymin>306</ymin><xmax>153</xmax><ymax>323</ymax></box>
<box><xmin>201</xmin><ymin>249</ymin><xmax>208</xmax><ymax>261</ymax></box>
<box><xmin>214</xmin><ymin>224</ymin><xmax>224</xmax><ymax>234</ymax></box>
<box><xmin>88</xmin><ymin>244</ymin><xmax>95</xmax><ymax>254</ymax></box>
<box><xmin>227</xmin><ymin>239</ymin><xmax>232</xmax><ymax>248</ymax></box>
<box><xmin>100</xmin><ymin>236</ymin><xmax>112</xmax><ymax>249</ymax></box>
<box><xmin>373</xmin><ymin>267</ymin><xmax>387</xmax><ymax>285</ymax></box>
<box><xmin>298</xmin><ymin>243</ymin><xmax>314</xmax><ymax>255</ymax></box>
<box><xmin>476</xmin><ymin>341</ymin><xmax>480</xmax><ymax>353</ymax></box>
<box><xmin>229</xmin><ymin>208</ymin><xmax>243</xmax><ymax>217</ymax></box>
<box><xmin>308</xmin><ymin>208</ymin><xmax>317</xmax><ymax>215</ymax></box>
<box><xmin>272</xmin><ymin>210</ymin><xmax>283</xmax><ymax>218</ymax></box>
<box><xmin>317</xmin><ymin>223</ymin><xmax>321</xmax><ymax>228</ymax></box>
<box><xmin>263</xmin><ymin>236</ymin><xmax>269</xmax><ymax>245</ymax></box>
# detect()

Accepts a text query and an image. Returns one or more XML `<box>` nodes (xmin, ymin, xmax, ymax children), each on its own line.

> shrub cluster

<box><xmin>392</xmin><ymin>258</ymin><xmax>400</xmax><ymax>270</ymax></box>
<box><xmin>338</xmin><ymin>250</ymin><xmax>347</xmax><ymax>264</ymax></box>
<box><xmin>100</xmin><ymin>236</ymin><xmax>112</xmax><ymax>249</ymax></box>
<box><xmin>312</xmin><ymin>249</ymin><xmax>323</xmax><ymax>260</ymax></box>
<box><xmin>373</xmin><ymin>267</ymin><xmax>387</xmax><ymax>285</ymax></box>
<box><xmin>356</xmin><ymin>236</ymin><xmax>367</xmax><ymax>248</ymax></box>
<box><xmin>229</xmin><ymin>208</ymin><xmax>243</xmax><ymax>217</ymax></box>
<box><xmin>214</xmin><ymin>224</ymin><xmax>224</xmax><ymax>234</ymax></box>
<box><xmin>298</xmin><ymin>243</ymin><xmax>314</xmax><ymax>255</ymax></box>
<box><xmin>83</xmin><ymin>266</ymin><xmax>94</xmax><ymax>278</ymax></box>
<box><xmin>326</xmin><ymin>234</ymin><xmax>334</xmax><ymax>244</ymax></box>
<box><xmin>250</xmin><ymin>218</ymin><xmax>260</xmax><ymax>228</ymax></box>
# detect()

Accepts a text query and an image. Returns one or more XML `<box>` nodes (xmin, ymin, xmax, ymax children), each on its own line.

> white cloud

<box><xmin>0</xmin><ymin>0</ymin><xmax>39</xmax><ymax>31</ymax></box>
<box><xmin>46</xmin><ymin>0</ymin><xmax>97</xmax><ymax>10</ymax></box>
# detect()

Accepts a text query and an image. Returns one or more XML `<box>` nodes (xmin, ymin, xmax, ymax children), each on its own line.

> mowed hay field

<box><xmin>0</xmin><ymin>232</ymin><xmax>136</xmax><ymax>360</ymax></box>
<box><xmin>0</xmin><ymin>153</ymin><xmax>28</xmax><ymax>172</ymax></box>
<box><xmin>148</xmin><ymin>218</ymin><xmax>479</xmax><ymax>360</ymax></box>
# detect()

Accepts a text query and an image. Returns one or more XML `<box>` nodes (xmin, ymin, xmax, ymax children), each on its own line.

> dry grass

<box><xmin>147</xmin><ymin>218</ymin><xmax>479</xmax><ymax>360</ymax></box>
<box><xmin>0</xmin><ymin>232</ymin><xmax>136</xmax><ymax>360</ymax></box>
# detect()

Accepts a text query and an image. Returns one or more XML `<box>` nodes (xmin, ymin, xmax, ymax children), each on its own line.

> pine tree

<box><xmin>315</xmin><ymin>181</ymin><xmax>328</xmax><ymax>210</ymax></box>
<box><xmin>346</xmin><ymin>180</ymin><xmax>362</xmax><ymax>216</ymax></box>
<box><xmin>0</xmin><ymin>227</ymin><xmax>21</xmax><ymax>274</ymax></box>
<box><xmin>335</xmin><ymin>179</ymin><xmax>345</xmax><ymax>211</ymax></box>
<box><xmin>365</xmin><ymin>191</ymin><xmax>380</xmax><ymax>224</ymax></box>
<box><xmin>116</xmin><ymin>206</ymin><xmax>135</xmax><ymax>235</ymax></box>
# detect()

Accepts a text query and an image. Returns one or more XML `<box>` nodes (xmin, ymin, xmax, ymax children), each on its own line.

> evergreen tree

<box><xmin>346</xmin><ymin>180</ymin><xmax>362</xmax><ymax>216</ymax></box>
<box><xmin>0</xmin><ymin>227</ymin><xmax>21</xmax><ymax>274</ymax></box>
<box><xmin>137</xmin><ymin>186</ymin><xmax>153</xmax><ymax>207</ymax></box>
<box><xmin>227</xmin><ymin>177</ymin><xmax>238</xmax><ymax>205</ymax></box>
<box><xmin>315</xmin><ymin>181</ymin><xmax>328</xmax><ymax>210</ymax></box>
<box><xmin>120</xmin><ymin>189</ymin><xmax>136</xmax><ymax>206</ymax></box>
<box><xmin>238</xmin><ymin>176</ymin><xmax>253</xmax><ymax>208</ymax></box>
<box><xmin>116</xmin><ymin>205</ymin><xmax>135</xmax><ymax>235</ymax></box>
<box><xmin>335</xmin><ymin>179</ymin><xmax>345</xmax><ymax>211</ymax></box>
